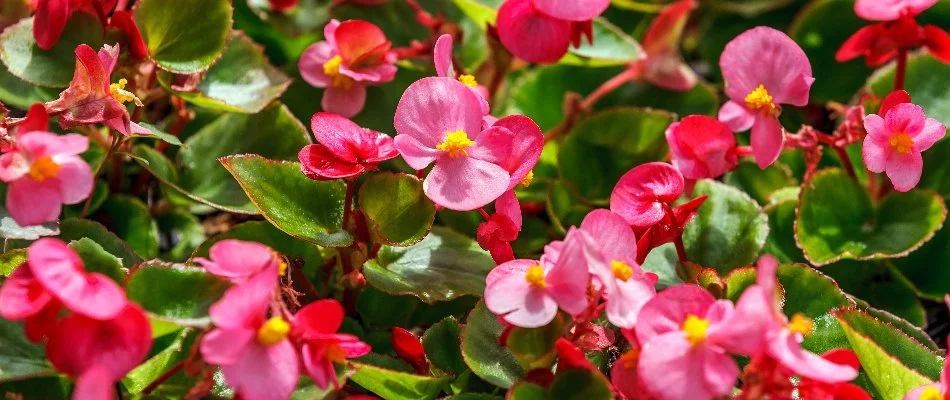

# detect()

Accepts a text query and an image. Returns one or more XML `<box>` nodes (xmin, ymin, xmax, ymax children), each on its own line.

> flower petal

<box><xmin>322</xmin><ymin>85</ymin><xmax>367</xmax><ymax>118</ymax></box>
<box><xmin>394</xmin><ymin>77</ymin><xmax>483</xmax><ymax>147</ymax></box>
<box><xmin>496</xmin><ymin>0</ymin><xmax>572</xmax><ymax>64</ymax></box>
<box><xmin>54</xmin><ymin>157</ymin><xmax>93</xmax><ymax>204</ymax></box>
<box><xmin>639</xmin><ymin>332</ymin><xmax>737</xmax><ymax>400</ymax></box>
<box><xmin>295</xmin><ymin>299</ymin><xmax>345</xmax><ymax>338</ymax></box>
<box><xmin>884</xmin><ymin>103</ymin><xmax>926</xmax><ymax>136</ymax></box>
<box><xmin>885</xmin><ymin>150</ymin><xmax>923</xmax><ymax>192</ymax></box>
<box><xmin>750</xmin><ymin>114</ymin><xmax>784</xmax><ymax>169</ymax></box>
<box><xmin>0</xmin><ymin>264</ymin><xmax>52</xmax><ymax>320</ymax></box>
<box><xmin>434</xmin><ymin>34</ymin><xmax>454</xmax><ymax>78</ymax></box>
<box><xmin>393</xmin><ymin>134</ymin><xmax>442</xmax><ymax>170</ymax></box>
<box><xmin>423</xmin><ymin>155</ymin><xmax>509</xmax><ymax>211</ymax></box>
<box><xmin>718</xmin><ymin>100</ymin><xmax>755</xmax><ymax>132</ymax></box>
<box><xmin>491</xmin><ymin>115</ymin><xmax>544</xmax><ymax>190</ymax></box>
<box><xmin>720</xmin><ymin>27</ymin><xmax>812</xmax><ymax>106</ymax></box>
<box><xmin>531</xmin><ymin>0</ymin><xmax>611</xmax><ymax>21</ymax></box>
<box><xmin>220</xmin><ymin>340</ymin><xmax>299</xmax><ymax>400</ymax></box>
<box><xmin>768</xmin><ymin>329</ymin><xmax>858</xmax><ymax>382</ymax></box>
<box><xmin>485</xmin><ymin>259</ymin><xmax>558</xmax><ymax>328</ymax></box>
<box><xmin>200</xmin><ymin>328</ymin><xmax>256</xmax><ymax>365</ymax></box>
<box><xmin>635</xmin><ymin>284</ymin><xmax>714</xmax><ymax>343</ymax></box>
<box><xmin>6</xmin><ymin>178</ymin><xmax>61</xmax><ymax>227</ymax></box>
<box><xmin>299</xmin><ymin>42</ymin><xmax>335</xmax><ymax>88</ymax></box>
<box><xmin>912</xmin><ymin>117</ymin><xmax>946</xmax><ymax>152</ymax></box>
<box><xmin>298</xmin><ymin>144</ymin><xmax>364</xmax><ymax>180</ymax></box>
<box><xmin>855</xmin><ymin>0</ymin><xmax>937</xmax><ymax>21</ymax></box>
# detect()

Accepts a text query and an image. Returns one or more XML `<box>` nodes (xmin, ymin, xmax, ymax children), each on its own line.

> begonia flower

<box><xmin>296</xmin><ymin>299</ymin><xmax>371</xmax><ymax>389</ymax></box>
<box><xmin>477</xmin><ymin>190</ymin><xmax>522</xmax><ymax>264</ymax></box>
<box><xmin>392</xmin><ymin>327</ymin><xmax>428</xmax><ymax>374</ymax></box>
<box><xmin>636</xmin><ymin>0</ymin><xmax>698</xmax><ymax>91</ymax></box>
<box><xmin>299</xmin><ymin>19</ymin><xmax>398</xmax><ymax>117</ymax></box>
<box><xmin>496</xmin><ymin>0</ymin><xmax>596</xmax><ymax>64</ymax></box>
<box><xmin>46</xmin><ymin>44</ymin><xmax>149</xmax><ymax>136</ymax></box>
<box><xmin>433</xmin><ymin>34</ymin><xmax>490</xmax><ymax>115</ymax></box>
<box><xmin>195</xmin><ymin>239</ymin><xmax>287</xmax><ymax>284</ymax></box>
<box><xmin>579</xmin><ymin>209</ymin><xmax>657</xmax><ymax>328</ymax></box>
<box><xmin>665</xmin><ymin>115</ymin><xmax>738</xmax><ymax>180</ymax></box>
<box><xmin>862</xmin><ymin>90</ymin><xmax>945</xmax><ymax>192</ymax></box>
<box><xmin>856</xmin><ymin>0</ymin><xmax>937</xmax><ymax>21</ymax></box>
<box><xmin>32</xmin><ymin>0</ymin><xmax>117</xmax><ymax>50</ymax></box>
<box><xmin>484</xmin><ymin>228</ymin><xmax>594</xmax><ymax>328</ymax></box>
<box><xmin>837</xmin><ymin>0</ymin><xmax>950</xmax><ymax>66</ymax></box>
<box><xmin>106</xmin><ymin>10</ymin><xmax>147</xmax><ymax>59</ymax></box>
<box><xmin>718</xmin><ymin>27</ymin><xmax>814</xmax><ymax>168</ymax></box>
<box><xmin>798</xmin><ymin>350</ymin><xmax>871</xmax><ymax>400</ymax></box>
<box><xmin>298</xmin><ymin>112</ymin><xmax>397</xmax><ymax>180</ymax></box>
<box><xmin>0</xmin><ymin>104</ymin><xmax>92</xmax><ymax>227</ymax></box>
<box><xmin>610</xmin><ymin>162</ymin><xmax>684</xmax><ymax>229</ymax></box>
<box><xmin>394</xmin><ymin>77</ymin><xmax>515</xmax><ymax>211</ymax></box>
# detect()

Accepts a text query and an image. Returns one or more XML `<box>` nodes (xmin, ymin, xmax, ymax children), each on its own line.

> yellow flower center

<box><xmin>744</xmin><ymin>84</ymin><xmax>776</xmax><ymax>115</ymax></box>
<box><xmin>520</xmin><ymin>170</ymin><xmax>534</xmax><ymax>187</ymax></box>
<box><xmin>458</xmin><ymin>74</ymin><xmax>478</xmax><ymax>88</ymax></box>
<box><xmin>889</xmin><ymin>132</ymin><xmax>914</xmax><ymax>154</ymax></box>
<box><xmin>273</xmin><ymin>251</ymin><xmax>288</xmax><ymax>276</ymax></box>
<box><xmin>681</xmin><ymin>314</ymin><xmax>709</xmax><ymax>346</ymax></box>
<box><xmin>920</xmin><ymin>387</ymin><xmax>944</xmax><ymax>400</ymax></box>
<box><xmin>524</xmin><ymin>264</ymin><xmax>547</xmax><ymax>289</ymax></box>
<box><xmin>611</xmin><ymin>260</ymin><xmax>634</xmax><ymax>282</ymax></box>
<box><xmin>257</xmin><ymin>317</ymin><xmax>290</xmax><ymax>346</ymax></box>
<box><xmin>436</xmin><ymin>130</ymin><xmax>474</xmax><ymax>158</ymax></box>
<box><xmin>323</xmin><ymin>55</ymin><xmax>355</xmax><ymax>90</ymax></box>
<box><xmin>788</xmin><ymin>313</ymin><xmax>814</xmax><ymax>336</ymax></box>
<box><xmin>28</xmin><ymin>156</ymin><xmax>61</xmax><ymax>182</ymax></box>
<box><xmin>109</xmin><ymin>78</ymin><xmax>139</xmax><ymax>104</ymax></box>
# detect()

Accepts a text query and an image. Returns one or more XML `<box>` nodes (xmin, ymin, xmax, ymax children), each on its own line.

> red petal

<box><xmin>496</xmin><ymin>0</ymin><xmax>572</xmax><ymax>64</ymax></box>
<box><xmin>820</xmin><ymin>349</ymin><xmax>861</xmax><ymax>370</ymax></box>
<box><xmin>19</xmin><ymin>103</ymin><xmax>50</xmax><ymax>134</ymax></box>
<box><xmin>268</xmin><ymin>0</ymin><xmax>299</xmax><ymax>11</ymax></box>
<box><xmin>925</xmin><ymin>25</ymin><xmax>950</xmax><ymax>63</ymax></box>
<box><xmin>334</xmin><ymin>20</ymin><xmax>391</xmax><ymax>68</ymax></box>
<box><xmin>297</xmin><ymin>144</ymin><xmax>365</xmax><ymax>180</ymax></box>
<box><xmin>391</xmin><ymin>327</ymin><xmax>429</xmax><ymax>374</ymax></box>
<box><xmin>33</xmin><ymin>0</ymin><xmax>70</xmax><ymax>50</ymax></box>
<box><xmin>295</xmin><ymin>299</ymin><xmax>345</xmax><ymax>338</ymax></box>
<box><xmin>554</xmin><ymin>338</ymin><xmax>597</xmax><ymax>373</ymax></box>
<box><xmin>878</xmin><ymin>89</ymin><xmax>911</xmax><ymax>116</ymax></box>
<box><xmin>836</xmin><ymin>25</ymin><xmax>883</xmax><ymax>62</ymax></box>
<box><xmin>833</xmin><ymin>383</ymin><xmax>872</xmax><ymax>400</ymax></box>
<box><xmin>642</xmin><ymin>0</ymin><xmax>693</xmax><ymax>55</ymax></box>
<box><xmin>108</xmin><ymin>10</ymin><xmax>148</xmax><ymax>58</ymax></box>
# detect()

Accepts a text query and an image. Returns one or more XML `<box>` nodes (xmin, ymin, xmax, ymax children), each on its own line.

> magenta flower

<box><xmin>862</xmin><ymin>90</ymin><xmax>945</xmax><ymax>192</ymax></box>
<box><xmin>635</xmin><ymin>284</ymin><xmax>764</xmax><ymax>400</ymax></box>
<box><xmin>718</xmin><ymin>27</ymin><xmax>814</xmax><ymax>168</ymax></box>
<box><xmin>477</xmin><ymin>190</ymin><xmax>522</xmax><ymax>264</ymax></box>
<box><xmin>484</xmin><ymin>228</ymin><xmax>593</xmax><ymax>328</ymax></box>
<box><xmin>433</xmin><ymin>34</ymin><xmax>490</xmax><ymax>115</ymax></box>
<box><xmin>666</xmin><ymin>115</ymin><xmax>738</xmax><ymax>180</ymax></box>
<box><xmin>855</xmin><ymin>0</ymin><xmax>937</xmax><ymax>21</ymax></box>
<box><xmin>579</xmin><ymin>209</ymin><xmax>657</xmax><ymax>328</ymax></box>
<box><xmin>394</xmin><ymin>77</ymin><xmax>515</xmax><ymax>211</ymax></box>
<box><xmin>496</xmin><ymin>0</ymin><xmax>597</xmax><ymax>64</ymax></box>
<box><xmin>637</xmin><ymin>0</ymin><xmax>698</xmax><ymax>91</ymax></box>
<box><xmin>531</xmin><ymin>0</ymin><xmax>609</xmax><ymax>21</ymax></box>
<box><xmin>610</xmin><ymin>162</ymin><xmax>685</xmax><ymax>229</ymax></box>
<box><xmin>32</xmin><ymin>0</ymin><xmax>117</xmax><ymax>50</ymax></box>
<box><xmin>46</xmin><ymin>44</ymin><xmax>149</xmax><ymax>136</ymax></box>
<box><xmin>299</xmin><ymin>19</ymin><xmax>397</xmax><ymax>118</ymax></box>
<box><xmin>46</xmin><ymin>304</ymin><xmax>152</xmax><ymax>400</ymax></box>
<box><xmin>296</xmin><ymin>299</ymin><xmax>371</xmax><ymax>389</ymax></box>
<box><xmin>195</xmin><ymin>239</ymin><xmax>286</xmax><ymax>284</ymax></box>
<box><xmin>200</xmin><ymin>271</ymin><xmax>298</xmax><ymax>400</ymax></box>
<box><xmin>298</xmin><ymin>112</ymin><xmax>397</xmax><ymax>180</ymax></box>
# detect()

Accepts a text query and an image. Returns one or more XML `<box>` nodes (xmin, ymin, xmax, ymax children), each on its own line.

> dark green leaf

<box><xmin>157</xmin><ymin>210</ymin><xmax>206</xmax><ymax>262</ymax></box>
<box><xmin>0</xmin><ymin>13</ymin><xmax>104</xmax><ymax>87</ymax></box>
<box><xmin>422</xmin><ymin>317</ymin><xmax>466</xmax><ymax>374</ymax></box>
<box><xmin>461</xmin><ymin>301</ymin><xmax>524</xmax><ymax>388</ymax></box>
<box><xmin>349</xmin><ymin>362</ymin><xmax>451</xmax><ymax>400</ymax></box>
<box><xmin>548</xmin><ymin>369</ymin><xmax>612</xmax><ymax>400</ymax></box>
<box><xmin>68</xmin><ymin>238</ymin><xmax>125</xmax><ymax>284</ymax></box>
<box><xmin>126</xmin><ymin>262</ymin><xmax>231</xmax><ymax>327</ymax></box>
<box><xmin>134</xmin><ymin>0</ymin><xmax>232</xmax><ymax>73</ymax></box>
<box><xmin>58</xmin><ymin>218</ymin><xmax>143</xmax><ymax>268</ymax></box>
<box><xmin>359</xmin><ymin>172</ymin><xmax>436</xmax><ymax>246</ymax></box>
<box><xmin>683</xmin><ymin>179</ymin><xmax>770</xmax><ymax>274</ymax></box>
<box><xmin>0</xmin><ymin>318</ymin><xmax>53</xmax><ymax>381</ymax></box>
<box><xmin>123</xmin><ymin>329</ymin><xmax>199</xmax><ymax>395</ymax></box>
<box><xmin>822</xmin><ymin>261</ymin><xmax>926</xmax><ymax>327</ymax></box>
<box><xmin>97</xmin><ymin>195</ymin><xmax>160</xmax><ymax>259</ymax></box>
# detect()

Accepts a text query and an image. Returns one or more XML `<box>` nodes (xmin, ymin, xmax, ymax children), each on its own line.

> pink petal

<box><xmin>768</xmin><ymin>329</ymin><xmax>858</xmax><ymax>382</ymax></box>
<box><xmin>298</xmin><ymin>144</ymin><xmax>364</xmax><ymax>180</ymax></box>
<box><xmin>28</xmin><ymin>239</ymin><xmax>125</xmax><ymax>321</ymax></box>
<box><xmin>208</xmin><ymin>271</ymin><xmax>275</xmax><ymax>330</ymax></box>
<box><xmin>635</xmin><ymin>284</ymin><xmax>714</xmax><ymax>343</ymax></box>
<box><xmin>54</xmin><ymin>157</ymin><xmax>93</xmax><ymax>204</ymax></box>
<box><xmin>0</xmin><ymin>264</ymin><xmax>52</xmax><ymax>320</ymax></box>
<box><xmin>19</xmin><ymin>132</ymin><xmax>89</xmax><ymax>158</ymax></box>
<box><xmin>469</xmin><ymin>125</ymin><xmax>514</xmax><ymax>165</ymax></box>
<box><xmin>301</xmin><ymin>342</ymin><xmax>337</xmax><ymax>389</ymax></box>
<box><xmin>309</xmin><ymin>112</ymin><xmax>364</xmax><ymax>162</ymax></box>
<box><xmin>197</xmin><ymin>240</ymin><xmax>279</xmax><ymax>283</ymax></box>
<box><xmin>546</xmin><ymin>229</ymin><xmax>596</xmax><ymax>316</ymax></box>
<box><xmin>610</xmin><ymin>162</ymin><xmax>684</xmax><ymax>228</ymax></box>
<box><xmin>73</xmin><ymin>367</ymin><xmax>114</xmax><ymax>400</ymax></box>
<box><xmin>46</xmin><ymin>304</ymin><xmax>152</xmax><ymax>379</ymax></box>
<box><xmin>531</xmin><ymin>0</ymin><xmax>610</xmax><ymax>21</ymax></box>
<box><xmin>393</xmin><ymin>134</ymin><xmax>442</xmax><ymax>170</ymax></box>
<box><xmin>639</xmin><ymin>332</ymin><xmax>737</xmax><ymax>400</ymax></box>
<box><xmin>299</xmin><ymin>42</ymin><xmax>335</xmax><ymax>88</ymax></box>
<box><xmin>97</xmin><ymin>44</ymin><xmax>120</xmax><ymax>78</ymax></box>
<box><xmin>904</xmin><ymin>384</ymin><xmax>946</xmax><ymax>400</ymax></box>
<box><xmin>485</xmin><ymin>259</ymin><xmax>559</xmax><ymax>328</ymax></box>
<box><xmin>497</xmin><ymin>0</ymin><xmax>572</xmax><ymax>64</ymax></box>
<box><xmin>322</xmin><ymin>85</ymin><xmax>367</xmax><ymax>118</ymax></box>
<box><xmin>424</xmin><ymin>156</ymin><xmax>510</xmax><ymax>211</ymax></box>
<box><xmin>220</xmin><ymin>340</ymin><xmax>299</xmax><ymax>400</ymax></box>
<box><xmin>394</xmin><ymin>77</ymin><xmax>483</xmax><ymax>148</ymax></box>
<box><xmin>707</xmin><ymin>296</ymin><xmax>768</xmax><ymax>355</ymax></box>
<box><xmin>337</xmin><ymin>336</ymin><xmax>372</xmax><ymax>358</ymax></box>
<box><xmin>0</xmin><ymin>152</ymin><xmax>29</xmax><ymax>182</ymax></box>
<box><xmin>580</xmin><ymin>209</ymin><xmax>637</xmax><ymax>263</ymax></box>
<box><xmin>856</xmin><ymin>0</ymin><xmax>937</xmax><ymax>21</ymax></box>
<box><xmin>750</xmin><ymin>114</ymin><xmax>785</xmax><ymax>169</ymax></box>
<box><xmin>720</xmin><ymin>27</ymin><xmax>813</xmax><ymax>106</ymax></box>
<box><xmin>491</xmin><ymin>115</ymin><xmax>544</xmax><ymax>190</ymax></box>
<box><xmin>200</xmin><ymin>328</ymin><xmax>256</xmax><ymax>365</ymax></box>
<box><xmin>338</xmin><ymin>63</ymin><xmax>397</xmax><ymax>84</ymax></box>
<box><xmin>363</xmin><ymin>133</ymin><xmax>398</xmax><ymax>163</ymax></box>
<box><xmin>32</xmin><ymin>0</ymin><xmax>70</xmax><ymax>50</ymax></box>
<box><xmin>666</xmin><ymin>115</ymin><xmax>738</xmax><ymax>180</ymax></box>
<box><xmin>434</xmin><ymin>34</ymin><xmax>454</xmax><ymax>78</ymax></box>
<box><xmin>862</xmin><ymin>134</ymin><xmax>889</xmax><ymax>173</ymax></box>
<box><xmin>324</xmin><ymin>20</ymin><xmax>341</xmax><ymax>50</ymax></box>
<box><xmin>7</xmin><ymin>178</ymin><xmax>61</xmax><ymax>226</ymax></box>
<box><xmin>718</xmin><ymin>100</ymin><xmax>755</xmax><ymax>132</ymax></box>
<box><xmin>886</xmin><ymin>151</ymin><xmax>923</xmax><ymax>192</ymax></box>
<box><xmin>863</xmin><ymin>113</ymin><xmax>889</xmax><ymax>141</ymax></box>
<box><xmin>495</xmin><ymin>189</ymin><xmax>523</xmax><ymax>230</ymax></box>
<box><xmin>295</xmin><ymin>299</ymin><xmax>345</xmax><ymax>338</ymax></box>
<box><xmin>644</xmin><ymin>59</ymin><xmax>698</xmax><ymax>92</ymax></box>
<box><xmin>603</xmin><ymin>276</ymin><xmax>655</xmax><ymax>329</ymax></box>
<box><xmin>884</xmin><ymin>103</ymin><xmax>926</xmax><ymax>136</ymax></box>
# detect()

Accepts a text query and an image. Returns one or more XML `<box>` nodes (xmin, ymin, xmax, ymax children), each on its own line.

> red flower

<box><xmin>837</xmin><ymin>1</ymin><xmax>950</xmax><ymax>66</ymax></box>
<box><xmin>298</xmin><ymin>112</ymin><xmax>397</xmax><ymax>180</ymax></box>
<box><xmin>797</xmin><ymin>350</ymin><xmax>871</xmax><ymax>400</ymax></box>
<box><xmin>32</xmin><ymin>0</ymin><xmax>117</xmax><ymax>50</ymax></box>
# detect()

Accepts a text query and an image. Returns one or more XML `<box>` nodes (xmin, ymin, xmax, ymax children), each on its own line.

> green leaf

<box><xmin>0</xmin><ymin>249</ymin><xmax>26</xmax><ymax>277</ymax></box>
<box><xmin>507</xmin><ymin>315</ymin><xmax>564</xmax><ymax>369</ymax></box>
<box><xmin>0</xmin><ymin>62</ymin><xmax>58</xmax><ymax>109</ymax></box>
<box><xmin>157</xmin><ymin>210</ymin><xmax>206</xmax><ymax>262</ymax></box>
<box><xmin>546</xmin><ymin>178</ymin><xmax>593</xmax><ymax>234</ymax></box>
<box><xmin>0</xmin><ymin>13</ymin><xmax>104</xmax><ymax>87</ymax></box>
<box><xmin>68</xmin><ymin>238</ymin><xmax>125</xmax><ymax>285</ymax></box>
<box><xmin>558</xmin><ymin>107</ymin><xmax>674</xmax><ymax>201</ymax></box>
<box><xmin>724</xmin><ymin>160</ymin><xmax>797</xmax><ymax>205</ymax></box>
<box><xmin>507</xmin><ymin>382</ymin><xmax>547</xmax><ymax>400</ymax></box>
<box><xmin>221</xmin><ymin>155</ymin><xmax>351</xmax><ymax>247</ymax></box>
<box><xmin>124</xmin><ymin>328</ymin><xmax>199</xmax><ymax>395</ymax></box>
<box><xmin>762</xmin><ymin>189</ymin><xmax>806</xmax><ymax>263</ymax></box>
<box><xmin>134</xmin><ymin>122</ymin><xmax>183</xmax><ymax>147</ymax></box>
<box><xmin>682</xmin><ymin>179</ymin><xmax>770</xmax><ymax>274</ymax></box>
<box><xmin>834</xmin><ymin>309</ymin><xmax>941</xmax><ymax>398</ymax></box>
<box><xmin>58</xmin><ymin>218</ymin><xmax>143</xmax><ymax>268</ymax></box>
<box><xmin>0</xmin><ymin>207</ymin><xmax>58</xmax><ymax>241</ymax></box>
<box><xmin>131</xmin><ymin>145</ymin><xmax>239</xmax><ymax>213</ymax></box>
<box><xmin>453</xmin><ymin>0</ymin><xmax>497</xmax><ymax>27</ymax></box>
<box><xmin>893</xmin><ymin>200</ymin><xmax>950</xmax><ymax>300</ymax></box>
<box><xmin>97</xmin><ymin>195</ymin><xmax>161</xmax><ymax>259</ymax></box>
<box><xmin>158</xmin><ymin>31</ymin><xmax>291</xmax><ymax>113</ymax></box>
<box><xmin>707</xmin><ymin>0</ymin><xmax>798</xmax><ymax>16</ymax></box>
<box><xmin>640</xmin><ymin>243</ymin><xmax>684</xmax><ymax>289</ymax></box>
<box><xmin>362</xmin><ymin>227</ymin><xmax>495</xmax><ymax>303</ymax></box>
<box><xmin>723</xmin><ymin>263</ymin><xmax>853</xmax><ymax>319</ymax></box>
<box><xmin>422</xmin><ymin>317</ymin><xmax>466</xmax><ymax>374</ymax></box>
<box><xmin>822</xmin><ymin>261</ymin><xmax>926</xmax><ymax>327</ymax></box>
<box><xmin>125</xmin><ymin>262</ymin><xmax>231</xmax><ymax>327</ymax></box>
<box><xmin>359</xmin><ymin>172</ymin><xmax>436</xmax><ymax>247</ymax></box>
<box><xmin>178</xmin><ymin>103</ymin><xmax>312</xmax><ymax>214</ymax></box>
<box><xmin>134</xmin><ymin>0</ymin><xmax>233</xmax><ymax>73</ymax></box>
<box><xmin>560</xmin><ymin>18</ymin><xmax>643</xmax><ymax>67</ymax></box>
<box><xmin>461</xmin><ymin>301</ymin><xmax>525</xmax><ymax>388</ymax></box>
<box><xmin>349</xmin><ymin>362</ymin><xmax>451</xmax><ymax>400</ymax></box>
<box><xmin>0</xmin><ymin>318</ymin><xmax>53</xmax><ymax>381</ymax></box>
<box><xmin>548</xmin><ymin>369</ymin><xmax>612</xmax><ymax>400</ymax></box>
<box><xmin>796</xmin><ymin>168</ymin><xmax>947</xmax><ymax>266</ymax></box>
<box><xmin>0</xmin><ymin>377</ymin><xmax>71</xmax><ymax>399</ymax></box>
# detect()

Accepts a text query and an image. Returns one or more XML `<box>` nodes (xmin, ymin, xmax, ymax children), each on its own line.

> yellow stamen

<box><xmin>109</xmin><ymin>78</ymin><xmax>141</xmax><ymax>105</ymax></box>
<box><xmin>744</xmin><ymin>84</ymin><xmax>776</xmax><ymax>115</ymax></box>
<box><xmin>436</xmin><ymin>130</ymin><xmax>474</xmax><ymax>158</ymax></box>
<box><xmin>611</xmin><ymin>260</ymin><xmax>634</xmax><ymax>282</ymax></box>
<box><xmin>28</xmin><ymin>156</ymin><xmax>61</xmax><ymax>182</ymax></box>
<box><xmin>889</xmin><ymin>132</ymin><xmax>914</xmax><ymax>154</ymax></box>
<box><xmin>788</xmin><ymin>313</ymin><xmax>814</xmax><ymax>336</ymax></box>
<box><xmin>681</xmin><ymin>314</ymin><xmax>709</xmax><ymax>346</ymax></box>
<box><xmin>519</xmin><ymin>170</ymin><xmax>534</xmax><ymax>187</ymax></box>
<box><xmin>273</xmin><ymin>251</ymin><xmax>288</xmax><ymax>276</ymax></box>
<box><xmin>257</xmin><ymin>317</ymin><xmax>290</xmax><ymax>346</ymax></box>
<box><xmin>524</xmin><ymin>264</ymin><xmax>546</xmax><ymax>289</ymax></box>
<box><xmin>323</xmin><ymin>55</ymin><xmax>355</xmax><ymax>90</ymax></box>
<box><xmin>919</xmin><ymin>387</ymin><xmax>943</xmax><ymax>400</ymax></box>
<box><xmin>458</xmin><ymin>74</ymin><xmax>478</xmax><ymax>88</ymax></box>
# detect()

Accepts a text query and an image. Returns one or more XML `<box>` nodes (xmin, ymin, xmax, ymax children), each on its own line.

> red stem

<box><xmin>342</xmin><ymin>179</ymin><xmax>355</xmax><ymax>228</ymax></box>
<box><xmin>674</xmin><ymin>236</ymin><xmax>688</xmax><ymax>263</ymax></box>
<box><xmin>579</xmin><ymin>67</ymin><xmax>640</xmax><ymax>111</ymax></box>
<box><xmin>142</xmin><ymin>360</ymin><xmax>185</xmax><ymax>395</ymax></box>
<box><xmin>833</xmin><ymin>146</ymin><xmax>858</xmax><ymax>181</ymax></box>
<box><xmin>895</xmin><ymin>49</ymin><xmax>908</xmax><ymax>91</ymax></box>
<box><xmin>477</xmin><ymin>208</ymin><xmax>490</xmax><ymax>220</ymax></box>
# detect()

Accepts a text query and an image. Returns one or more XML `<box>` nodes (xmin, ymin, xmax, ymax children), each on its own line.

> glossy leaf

<box><xmin>422</xmin><ymin>317</ymin><xmax>466</xmax><ymax>374</ymax></box>
<box><xmin>68</xmin><ymin>238</ymin><xmax>125</xmax><ymax>285</ymax></box>
<box><xmin>125</xmin><ymin>262</ymin><xmax>231</xmax><ymax>327</ymax></box>
<box><xmin>96</xmin><ymin>195</ymin><xmax>160</xmax><ymax>259</ymax></box>
<box><xmin>683</xmin><ymin>179</ymin><xmax>770</xmax><ymax>274</ymax></box>
<box><xmin>0</xmin><ymin>13</ymin><xmax>104</xmax><ymax>87</ymax></box>
<box><xmin>58</xmin><ymin>218</ymin><xmax>143</xmax><ymax>268</ymax></box>
<box><xmin>560</xmin><ymin>18</ymin><xmax>643</xmax><ymax>67</ymax></box>
<box><xmin>359</xmin><ymin>173</ymin><xmax>436</xmax><ymax>247</ymax></box>
<box><xmin>349</xmin><ymin>362</ymin><xmax>450</xmax><ymax>400</ymax></box>
<box><xmin>134</xmin><ymin>0</ymin><xmax>233</xmax><ymax>73</ymax></box>
<box><xmin>822</xmin><ymin>261</ymin><xmax>926</xmax><ymax>327</ymax></box>
<box><xmin>0</xmin><ymin>318</ymin><xmax>53</xmax><ymax>381</ymax></box>
<box><xmin>461</xmin><ymin>301</ymin><xmax>525</xmax><ymax>388</ymax></box>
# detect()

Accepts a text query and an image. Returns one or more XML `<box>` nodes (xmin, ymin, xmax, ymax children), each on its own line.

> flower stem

<box><xmin>895</xmin><ymin>49</ymin><xmax>908</xmax><ymax>91</ymax></box>
<box><xmin>80</xmin><ymin>134</ymin><xmax>121</xmax><ymax>218</ymax></box>
<box><xmin>343</xmin><ymin>179</ymin><xmax>355</xmax><ymax>229</ymax></box>
<box><xmin>478</xmin><ymin>208</ymin><xmax>490</xmax><ymax>220</ymax></box>
<box><xmin>674</xmin><ymin>236</ymin><xmax>689</xmax><ymax>263</ymax></box>
<box><xmin>142</xmin><ymin>360</ymin><xmax>184</xmax><ymax>395</ymax></box>
<box><xmin>833</xmin><ymin>146</ymin><xmax>858</xmax><ymax>181</ymax></box>
<box><xmin>579</xmin><ymin>67</ymin><xmax>640</xmax><ymax>111</ymax></box>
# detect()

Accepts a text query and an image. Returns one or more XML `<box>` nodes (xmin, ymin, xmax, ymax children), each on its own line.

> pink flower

<box><xmin>296</xmin><ymin>299</ymin><xmax>371</xmax><ymax>389</ymax></box>
<box><xmin>666</xmin><ymin>115</ymin><xmax>738</xmax><ymax>180</ymax></box>
<box><xmin>298</xmin><ymin>112</ymin><xmax>397</xmax><ymax>180</ymax></box>
<box><xmin>32</xmin><ymin>0</ymin><xmax>117</xmax><ymax>50</ymax></box>
<box><xmin>862</xmin><ymin>90</ymin><xmax>945</xmax><ymax>192</ymax></box>
<box><xmin>45</xmin><ymin>44</ymin><xmax>149</xmax><ymax>136</ymax></box>
<box><xmin>195</xmin><ymin>239</ymin><xmax>286</xmax><ymax>284</ymax></box>
<box><xmin>636</xmin><ymin>0</ymin><xmax>698</xmax><ymax>91</ymax></box>
<box><xmin>46</xmin><ymin>304</ymin><xmax>152</xmax><ymax>400</ymax></box>
<box><xmin>496</xmin><ymin>0</ymin><xmax>595</xmax><ymax>64</ymax></box>
<box><xmin>433</xmin><ymin>34</ymin><xmax>490</xmax><ymax>116</ymax></box>
<box><xmin>0</xmin><ymin>115</ymin><xmax>93</xmax><ymax>226</ymax></box>
<box><xmin>200</xmin><ymin>271</ymin><xmax>298</xmax><ymax>400</ymax></box>
<box><xmin>610</xmin><ymin>162</ymin><xmax>684</xmax><ymax>229</ymax></box>
<box><xmin>741</xmin><ymin>256</ymin><xmax>859</xmax><ymax>383</ymax></box>
<box><xmin>635</xmin><ymin>284</ymin><xmax>763</xmax><ymax>400</ymax></box>
<box><xmin>718</xmin><ymin>27</ymin><xmax>814</xmax><ymax>169</ymax></box>
<box><xmin>855</xmin><ymin>0</ymin><xmax>937</xmax><ymax>21</ymax></box>
<box><xmin>393</xmin><ymin>77</ymin><xmax>514</xmax><ymax>211</ymax></box>
<box><xmin>484</xmin><ymin>228</ymin><xmax>593</xmax><ymax>328</ymax></box>
<box><xmin>477</xmin><ymin>190</ymin><xmax>522</xmax><ymax>264</ymax></box>
<box><xmin>798</xmin><ymin>350</ymin><xmax>871</xmax><ymax>400</ymax></box>
<box><xmin>298</xmin><ymin>19</ymin><xmax>397</xmax><ymax>118</ymax></box>
<box><xmin>579</xmin><ymin>209</ymin><xmax>657</xmax><ymax>328</ymax></box>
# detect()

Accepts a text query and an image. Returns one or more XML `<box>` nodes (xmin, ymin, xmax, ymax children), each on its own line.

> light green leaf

<box><xmin>0</xmin><ymin>14</ymin><xmax>104</xmax><ymax>87</ymax></box>
<box><xmin>125</xmin><ymin>262</ymin><xmax>231</xmax><ymax>327</ymax></box>
<box><xmin>349</xmin><ymin>362</ymin><xmax>450</xmax><ymax>400</ymax></box>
